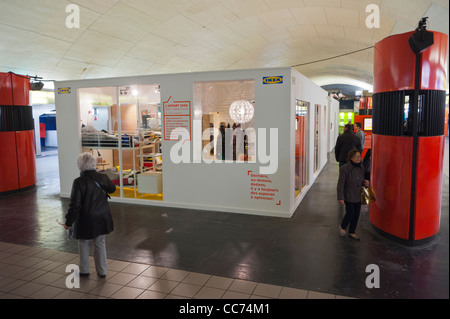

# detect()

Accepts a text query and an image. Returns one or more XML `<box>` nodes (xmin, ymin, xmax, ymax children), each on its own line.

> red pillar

<box><xmin>0</xmin><ymin>72</ymin><xmax>36</xmax><ymax>193</ymax></box>
<box><xmin>370</xmin><ymin>28</ymin><xmax>448</xmax><ymax>244</ymax></box>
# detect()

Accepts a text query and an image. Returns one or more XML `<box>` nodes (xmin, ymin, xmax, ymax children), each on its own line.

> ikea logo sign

<box><xmin>58</xmin><ymin>87</ymin><xmax>71</xmax><ymax>94</ymax></box>
<box><xmin>263</xmin><ymin>76</ymin><xmax>283</xmax><ymax>85</ymax></box>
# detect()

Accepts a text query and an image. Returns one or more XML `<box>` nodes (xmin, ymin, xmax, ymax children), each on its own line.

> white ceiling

<box><xmin>0</xmin><ymin>0</ymin><xmax>448</xmax><ymax>90</ymax></box>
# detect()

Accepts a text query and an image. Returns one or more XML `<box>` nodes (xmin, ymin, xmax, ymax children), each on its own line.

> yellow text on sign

<box><xmin>58</xmin><ymin>87</ymin><xmax>71</xmax><ymax>94</ymax></box>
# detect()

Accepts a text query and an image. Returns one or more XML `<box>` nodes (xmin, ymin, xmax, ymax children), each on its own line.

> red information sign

<box><xmin>163</xmin><ymin>96</ymin><xmax>191</xmax><ymax>141</ymax></box>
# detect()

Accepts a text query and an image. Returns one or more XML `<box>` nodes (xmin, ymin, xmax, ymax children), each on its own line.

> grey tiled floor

<box><xmin>1</xmin><ymin>137</ymin><xmax>447</xmax><ymax>300</ymax></box>
<box><xmin>0</xmin><ymin>241</ymin><xmax>355</xmax><ymax>299</ymax></box>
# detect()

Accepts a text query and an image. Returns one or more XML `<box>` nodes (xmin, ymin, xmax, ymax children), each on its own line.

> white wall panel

<box><xmin>55</xmin><ymin>67</ymin><xmax>335</xmax><ymax>218</ymax></box>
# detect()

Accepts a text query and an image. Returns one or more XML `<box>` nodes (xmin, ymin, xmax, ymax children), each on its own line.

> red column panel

<box><xmin>420</xmin><ymin>32</ymin><xmax>449</xmax><ymax>91</ymax></box>
<box><xmin>11</xmin><ymin>73</ymin><xmax>30</xmax><ymax>106</ymax></box>
<box><xmin>373</xmin><ymin>31</ymin><xmax>416</xmax><ymax>93</ymax></box>
<box><xmin>0</xmin><ymin>72</ymin><xmax>13</xmax><ymax>105</ymax></box>
<box><xmin>373</xmin><ymin>31</ymin><xmax>449</xmax><ymax>93</ymax></box>
<box><xmin>16</xmin><ymin>130</ymin><xmax>36</xmax><ymax>189</ymax></box>
<box><xmin>369</xmin><ymin>135</ymin><xmax>414</xmax><ymax>240</ymax></box>
<box><xmin>414</xmin><ymin>136</ymin><xmax>445</xmax><ymax>240</ymax></box>
<box><xmin>0</xmin><ymin>132</ymin><xmax>19</xmax><ymax>192</ymax></box>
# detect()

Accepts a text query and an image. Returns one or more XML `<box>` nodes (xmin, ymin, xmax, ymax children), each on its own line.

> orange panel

<box><xmin>40</xmin><ymin>123</ymin><xmax>46</xmax><ymax>138</ymax></box>
<box><xmin>369</xmin><ymin>135</ymin><xmax>413</xmax><ymax>240</ymax></box>
<box><xmin>295</xmin><ymin>116</ymin><xmax>307</xmax><ymax>157</ymax></box>
<box><xmin>16</xmin><ymin>130</ymin><xmax>36</xmax><ymax>189</ymax></box>
<box><xmin>354</xmin><ymin>115</ymin><xmax>372</xmax><ymax>158</ymax></box>
<box><xmin>0</xmin><ymin>132</ymin><xmax>19</xmax><ymax>192</ymax></box>
<box><xmin>414</xmin><ymin>136</ymin><xmax>445</xmax><ymax>240</ymax></box>
<box><xmin>445</xmin><ymin>106</ymin><xmax>449</xmax><ymax>137</ymax></box>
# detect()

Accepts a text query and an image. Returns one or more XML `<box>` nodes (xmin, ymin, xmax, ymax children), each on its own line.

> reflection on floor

<box><xmin>110</xmin><ymin>187</ymin><xmax>163</xmax><ymax>201</ymax></box>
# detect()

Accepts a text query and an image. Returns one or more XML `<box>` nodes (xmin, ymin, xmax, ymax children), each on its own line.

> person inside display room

<box><xmin>63</xmin><ymin>152</ymin><xmax>116</xmax><ymax>278</ymax></box>
<box><xmin>335</xmin><ymin>124</ymin><xmax>362</xmax><ymax>168</ymax></box>
<box><xmin>216</xmin><ymin>122</ymin><xmax>226</xmax><ymax>160</ymax></box>
<box><xmin>337</xmin><ymin>149</ymin><xmax>370</xmax><ymax>240</ymax></box>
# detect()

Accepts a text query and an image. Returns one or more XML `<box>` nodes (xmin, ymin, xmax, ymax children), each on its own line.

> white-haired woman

<box><xmin>64</xmin><ymin>152</ymin><xmax>116</xmax><ymax>278</ymax></box>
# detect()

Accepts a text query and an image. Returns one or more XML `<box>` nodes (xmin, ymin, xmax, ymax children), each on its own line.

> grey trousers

<box><xmin>78</xmin><ymin>235</ymin><xmax>107</xmax><ymax>276</ymax></box>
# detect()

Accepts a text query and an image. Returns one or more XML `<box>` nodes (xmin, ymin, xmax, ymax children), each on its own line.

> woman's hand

<box><xmin>57</xmin><ymin>219</ymin><xmax>69</xmax><ymax>230</ymax></box>
<box><xmin>338</xmin><ymin>200</ymin><xmax>344</xmax><ymax>205</ymax></box>
<box><xmin>364</xmin><ymin>180</ymin><xmax>370</xmax><ymax>187</ymax></box>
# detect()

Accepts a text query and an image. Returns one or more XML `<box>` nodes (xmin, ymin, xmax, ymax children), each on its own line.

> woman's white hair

<box><xmin>77</xmin><ymin>152</ymin><xmax>97</xmax><ymax>172</ymax></box>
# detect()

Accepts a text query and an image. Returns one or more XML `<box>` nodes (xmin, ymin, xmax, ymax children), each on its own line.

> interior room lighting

<box><xmin>229</xmin><ymin>100</ymin><xmax>254</xmax><ymax>124</ymax></box>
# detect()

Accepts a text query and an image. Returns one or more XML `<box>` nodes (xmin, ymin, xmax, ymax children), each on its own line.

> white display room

<box><xmin>55</xmin><ymin>67</ymin><xmax>339</xmax><ymax>218</ymax></box>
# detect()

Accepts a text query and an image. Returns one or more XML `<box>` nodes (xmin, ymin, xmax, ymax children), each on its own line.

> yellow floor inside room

<box><xmin>110</xmin><ymin>187</ymin><xmax>163</xmax><ymax>201</ymax></box>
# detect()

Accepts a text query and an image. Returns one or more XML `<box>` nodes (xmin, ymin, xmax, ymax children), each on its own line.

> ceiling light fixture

<box><xmin>229</xmin><ymin>100</ymin><xmax>254</xmax><ymax>124</ymax></box>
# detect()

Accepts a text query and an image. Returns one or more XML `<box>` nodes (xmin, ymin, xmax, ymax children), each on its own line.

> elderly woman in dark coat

<box><xmin>337</xmin><ymin>149</ymin><xmax>370</xmax><ymax>240</ymax></box>
<box><xmin>64</xmin><ymin>152</ymin><xmax>116</xmax><ymax>278</ymax></box>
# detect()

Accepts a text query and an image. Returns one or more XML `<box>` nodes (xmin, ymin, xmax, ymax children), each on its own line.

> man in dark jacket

<box><xmin>64</xmin><ymin>152</ymin><xmax>116</xmax><ymax>278</ymax></box>
<box><xmin>335</xmin><ymin>124</ymin><xmax>362</xmax><ymax>168</ymax></box>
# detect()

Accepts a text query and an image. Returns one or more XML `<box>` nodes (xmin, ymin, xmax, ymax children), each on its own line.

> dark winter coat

<box><xmin>337</xmin><ymin>161</ymin><xmax>366</xmax><ymax>203</ymax></box>
<box><xmin>65</xmin><ymin>170</ymin><xmax>116</xmax><ymax>239</ymax></box>
<box><xmin>334</xmin><ymin>131</ymin><xmax>362</xmax><ymax>163</ymax></box>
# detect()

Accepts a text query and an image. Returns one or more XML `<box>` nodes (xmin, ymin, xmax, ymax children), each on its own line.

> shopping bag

<box><xmin>361</xmin><ymin>186</ymin><xmax>376</xmax><ymax>205</ymax></box>
<box><xmin>367</xmin><ymin>186</ymin><xmax>376</xmax><ymax>202</ymax></box>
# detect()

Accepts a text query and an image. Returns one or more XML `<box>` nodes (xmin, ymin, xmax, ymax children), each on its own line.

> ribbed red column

<box><xmin>0</xmin><ymin>72</ymin><xmax>36</xmax><ymax>192</ymax></box>
<box><xmin>370</xmin><ymin>30</ymin><xmax>448</xmax><ymax>244</ymax></box>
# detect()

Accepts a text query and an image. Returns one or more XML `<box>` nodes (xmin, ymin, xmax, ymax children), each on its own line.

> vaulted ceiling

<box><xmin>0</xmin><ymin>0</ymin><xmax>448</xmax><ymax>93</ymax></box>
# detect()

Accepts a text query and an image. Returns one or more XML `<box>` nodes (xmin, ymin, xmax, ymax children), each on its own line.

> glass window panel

<box><xmin>295</xmin><ymin>100</ymin><xmax>309</xmax><ymax>198</ymax></box>
<box><xmin>117</xmin><ymin>84</ymin><xmax>162</xmax><ymax>200</ymax></box>
<box><xmin>193</xmin><ymin>80</ymin><xmax>255</xmax><ymax>162</ymax></box>
<box><xmin>314</xmin><ymin>104</ymin><xmax>320</xmax><ymax>172</ymax></box>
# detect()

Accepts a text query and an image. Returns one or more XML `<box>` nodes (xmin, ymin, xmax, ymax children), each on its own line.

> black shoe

<box><xmin>80</xmin><ymin>273</ymin><xmax>90</xmax><ymax>277</ymax></box>
<box><xmin>97</xmin><ymin>273</ymin><xmax>106</xmax><ymax>278</ymax></box>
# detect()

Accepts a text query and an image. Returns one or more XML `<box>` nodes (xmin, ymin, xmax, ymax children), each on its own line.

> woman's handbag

<box><xmin>361</xmin><ymin>186</ymin><xmax>376</xmax><ymax>205</ymax></box>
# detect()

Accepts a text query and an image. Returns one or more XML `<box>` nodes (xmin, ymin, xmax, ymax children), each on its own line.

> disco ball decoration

<box><xmin>229</xmin><ymin>100</ymin><xmax>254</xmax><ymax>124</ymax></box>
